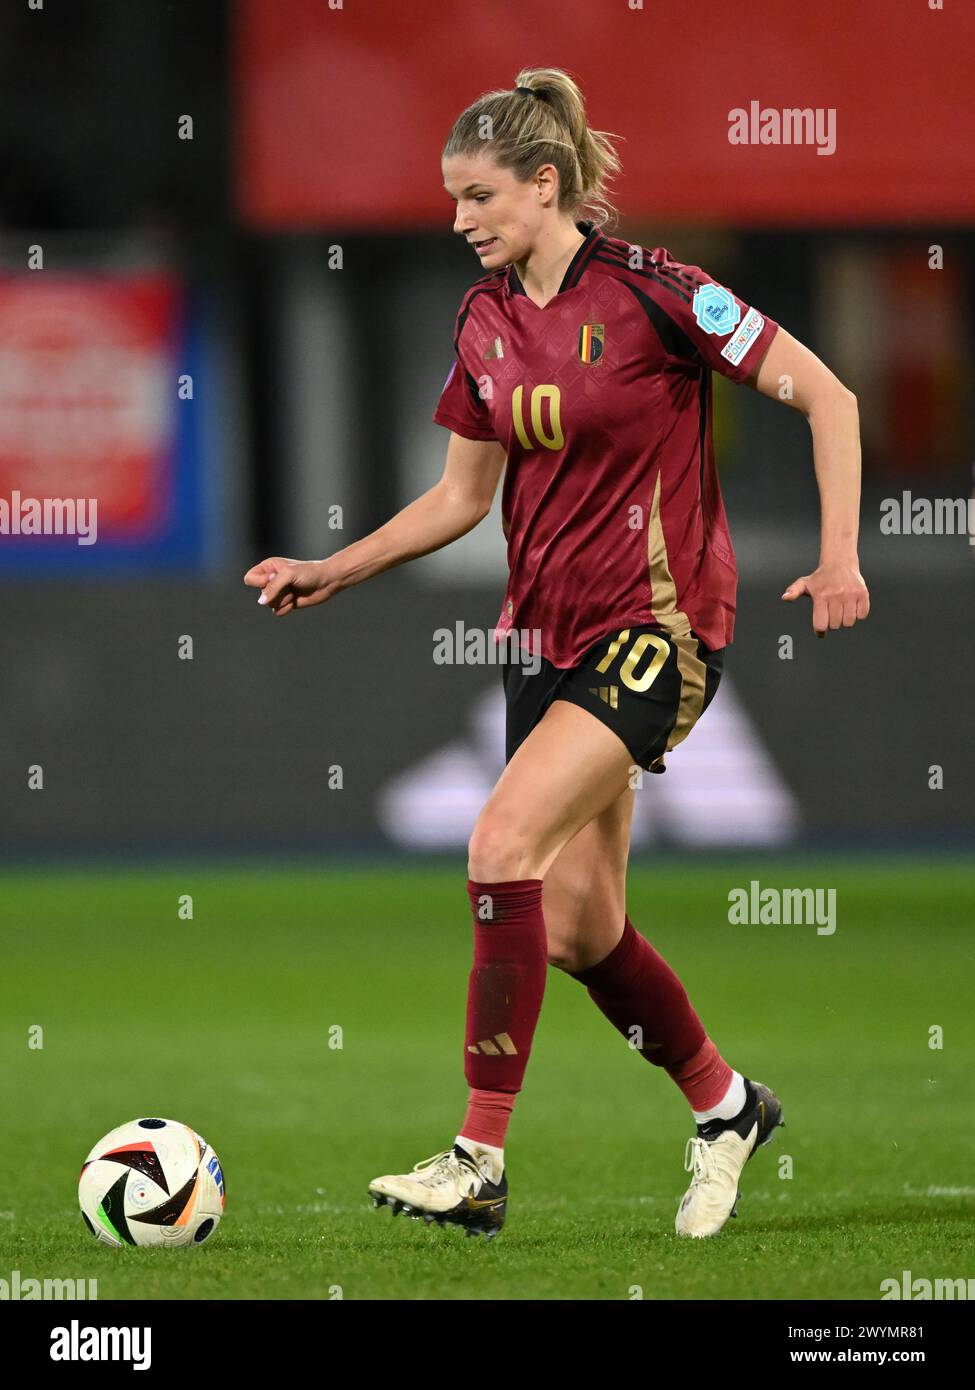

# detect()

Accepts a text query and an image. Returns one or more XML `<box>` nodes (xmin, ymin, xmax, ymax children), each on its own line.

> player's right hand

<box><xmin>243</xmin><ymin>556</ymin><xmax>340</xmax><ymax>617</ymax></box>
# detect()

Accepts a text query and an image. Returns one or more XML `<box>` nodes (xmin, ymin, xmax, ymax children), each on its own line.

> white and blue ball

<box><xmin>79</xmin><ymin>1117</ymin><xmax>225</xmax><ymax>1249</ymax></box>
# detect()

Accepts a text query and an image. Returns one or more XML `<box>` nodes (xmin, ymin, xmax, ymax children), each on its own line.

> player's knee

<box><xmin>544</xmin><ymin>910</ymin><xmax>600</xmax><ymax>973</ymax></box>
<box><xmin>546</xmin><ymin>939</ymin><xmax>585</xmax><ymax>973</ymax></box>
<box><xmin>467</xmin><ymin>814</ymin><xmax>535</xmax><ymax>883</ymax></box>
<box><xmin>545</xmin><ymin>896</ymin><xmax>625</xmax><ymax>974</ymax></box>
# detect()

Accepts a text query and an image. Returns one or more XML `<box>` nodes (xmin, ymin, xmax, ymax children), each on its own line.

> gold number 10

<box><xmin>511</xmin><ymin>384</ymin><xmax>564</xmax><ymax>451</ymax></box>
<box><xmin>595</xmin><ymin>629</ymin><xmax>671</xmax><ymax>691</ymax></box>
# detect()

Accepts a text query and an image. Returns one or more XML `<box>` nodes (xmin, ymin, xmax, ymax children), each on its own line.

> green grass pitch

<box><xmin>1</xmin><ymin>858</ymin><xmax>972</xmax><ymax>1301</ymax></box>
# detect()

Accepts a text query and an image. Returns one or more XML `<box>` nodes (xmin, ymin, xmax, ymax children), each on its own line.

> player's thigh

<box><xmin>467</xmin><ymin>698</ymin><xmax>635</xmax><ymax>882</ymax></box>
<box><xmin>543</xmin><ymin>784</ymin><xmax>636</xmax><ymax>972</ymax></box>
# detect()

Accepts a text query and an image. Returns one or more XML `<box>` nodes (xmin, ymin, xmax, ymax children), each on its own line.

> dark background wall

<box><xmin>2</xmin><ymin>570</ymin><xmax>971</xmax><ymax>857</ymax></box>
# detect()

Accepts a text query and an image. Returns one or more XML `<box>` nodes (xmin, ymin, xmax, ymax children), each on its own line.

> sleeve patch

<box><xmin>692</xmin><ymin>283</ymin><xmax>741</xmax><ymax>336</ymax></box>
<box><xmin>719</xmin><ymin>308</ymin><xmax>766</xmax><ymax>366</ymax></box>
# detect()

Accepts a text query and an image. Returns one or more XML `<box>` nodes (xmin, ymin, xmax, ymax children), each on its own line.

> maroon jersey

<box><xmin>433</xmin><ymin>222</ymin><xmax>779</xmax><ymax>666</ymax></box>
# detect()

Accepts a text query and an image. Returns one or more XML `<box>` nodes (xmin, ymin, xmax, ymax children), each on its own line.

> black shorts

<box><xmin>502</xmin><ymin>623</ymin><xmax>724</xmax><ymax>771</ymax></box>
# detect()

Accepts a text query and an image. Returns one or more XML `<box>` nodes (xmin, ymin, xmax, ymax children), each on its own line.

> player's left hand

<box><xmin>781</xmin><ymin>562</ymin><xmax>869</xmax><ymax>637</ymax></box>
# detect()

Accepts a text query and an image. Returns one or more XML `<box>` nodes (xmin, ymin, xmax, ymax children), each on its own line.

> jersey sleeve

<box><xmin>432</xmin><ymin>355</ymin><xmax>499</xmax><ymax>441</ymax></box>
<box><xmin>648</xmin><ymin>249</ymin><xmax>779</xmax><ymax>384</ymax></box>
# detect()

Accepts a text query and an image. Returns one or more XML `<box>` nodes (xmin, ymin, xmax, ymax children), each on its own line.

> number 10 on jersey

<box><xmin>511</xmin><ymin>384</ymin><xmax>565</xmax><ymax>451</ymax></box>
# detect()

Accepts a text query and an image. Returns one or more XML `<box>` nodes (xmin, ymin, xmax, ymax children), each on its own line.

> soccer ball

<box><xmin>79</xmin><ymin>1117</ymin><xmax>225</xmax><ymax>1248</ymax></box>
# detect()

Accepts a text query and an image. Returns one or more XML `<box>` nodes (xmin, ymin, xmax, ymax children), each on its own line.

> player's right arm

<box><xmin>243</xmin><ymin>431</ymin><xmax>506</xmax><ymax>617</ymax></box>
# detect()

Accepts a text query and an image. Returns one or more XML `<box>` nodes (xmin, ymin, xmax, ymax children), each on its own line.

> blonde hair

<box><xmin>442</xmin><ymin>67</ymin><xmax>622</xmax><ymax>229</ymax></box>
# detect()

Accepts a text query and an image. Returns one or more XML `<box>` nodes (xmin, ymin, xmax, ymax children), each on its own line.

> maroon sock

<box><xmin>458</xmin><ymin>1088</ymin><xmax>516</xmax><ymax>1150</ymax></box>
<box><xmin>464</xmin><ymin>879</ymin><xmax>547</xmax><ymax>1100</ymax></box>
<box><xmin>666</xmin><ymin>1037</ymin><xmax>734</xmax><ymax>1112</ymax></box>
<box><xmin>568</xmin><ymin>915</ymin><xmax>712</xmax><ymax>1080</ymax></box>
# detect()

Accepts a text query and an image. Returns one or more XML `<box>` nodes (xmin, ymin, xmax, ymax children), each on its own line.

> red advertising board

<box><xmin>0</xmin><ymin>275</ymin><xmax>179</xmax><ymax>535</ymax></box>
<box><xmin>235</xmin><ymin>0</ymin><xmax>975</xmax><ymax>230</ymax></box>
<box><xmin>0</xmin><ymin>272</ymin><xmax>207</xmax><ymax>572</ymax></box>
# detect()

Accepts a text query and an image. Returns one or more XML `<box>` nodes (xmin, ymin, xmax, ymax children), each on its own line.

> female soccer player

<box><xmin>244</xmin><ymin>68</ymin><xmax>869</xmax><ymax>1240</ymax></box>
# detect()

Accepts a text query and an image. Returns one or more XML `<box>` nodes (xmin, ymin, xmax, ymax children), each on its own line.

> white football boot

<box><xmin>369</xmin><ymin>1143</ymin><xmax>508</xmax><ymax>1240</ymax></box>
<box><xmin>675</xmin><ymin>1078</ymin><xmax>784</xmax><ymax>1238</ymax></box>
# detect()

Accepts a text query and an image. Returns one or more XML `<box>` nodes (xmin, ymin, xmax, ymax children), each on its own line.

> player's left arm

<box><xmin>746</xmin><ymin>326</ymin><xmax>869</xmax><ymax>636</ymax></box>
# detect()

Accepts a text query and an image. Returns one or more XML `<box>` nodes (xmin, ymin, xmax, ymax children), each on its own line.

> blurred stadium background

<box><xmin>1</xmin><ymin>0</ymin><xmax>974</xmax><ymax>1304</ymax></box>
<box><xmin>0</xmin><ymin>0</ymin><xmax>972</xmax><ymax>858</ymax></box>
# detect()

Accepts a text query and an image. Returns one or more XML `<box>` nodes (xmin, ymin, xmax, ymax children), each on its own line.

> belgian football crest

<box><xmin>578</xmin><ymin>322</ymin><xmax>605</xmax><ymax>365</ymax></box>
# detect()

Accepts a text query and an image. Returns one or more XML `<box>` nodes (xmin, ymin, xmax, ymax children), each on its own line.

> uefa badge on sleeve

<box><xmin>692</xmin><ymin>284</ymin><xmax>742</xmax><ymax>336</ymax></box>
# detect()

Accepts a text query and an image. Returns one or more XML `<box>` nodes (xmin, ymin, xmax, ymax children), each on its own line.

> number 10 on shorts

<box><xmin>595</xmin><ymin>629</ymin><xmax>671</xmax><ymax>692</ymax></box>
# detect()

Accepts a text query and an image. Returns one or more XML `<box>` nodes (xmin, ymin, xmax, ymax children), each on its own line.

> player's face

<box><xmin>442</xmin><ymin>153</ymin><xmax>546</xmax><ymax>269</ymax></box>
